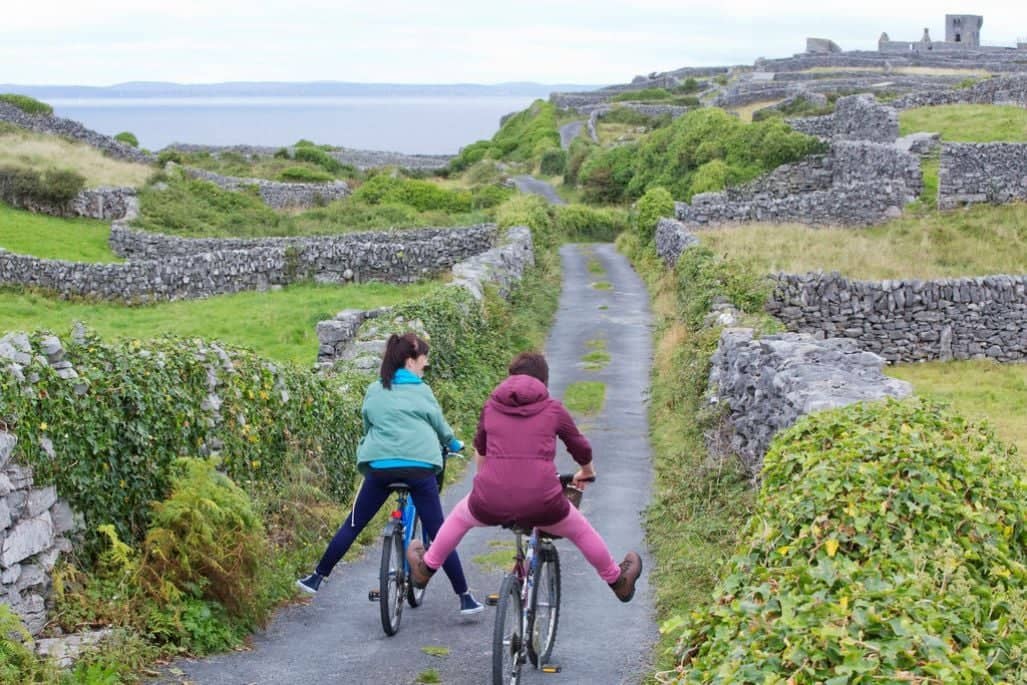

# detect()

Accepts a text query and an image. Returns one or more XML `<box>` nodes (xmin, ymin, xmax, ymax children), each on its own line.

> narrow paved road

<box><xmin>559</xmin><ymin>121</ymin><xmax>584</xmax><ymax>149</ymax></box>
<box><xmin>156</xmin><ymin>244</ymin><xmax>656</xmax><ymax>684</ymax></box>
<box><xmin>512</xmin><ymin>175</ymin><xmax>566</xmax><ymax>205</ymax></box>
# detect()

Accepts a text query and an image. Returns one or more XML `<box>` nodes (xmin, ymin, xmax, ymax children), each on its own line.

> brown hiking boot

<box><xmin>406</xmin><ymin>539</ymin><xmax>436</xmax><ymax>589</ymax></box>
<box><xmin>609</xmin><ymin>552</ymin><xmax>642</xmax><ymax>602</ymax></box>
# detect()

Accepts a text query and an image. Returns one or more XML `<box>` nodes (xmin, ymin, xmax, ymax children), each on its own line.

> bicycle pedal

<box><xmin>485</xmin><ymin>593</ymin><xmax>500</xmax><ymax>606</ymax></box>
<box><xmin>368</xmin><ymin>590</ymin><xmax>380</xmax><ymax>601</ymax></box>
<box><xmin>541</xmin><ymin>665</ymin><xmax>562</xmax><ymax>673</ymax></box>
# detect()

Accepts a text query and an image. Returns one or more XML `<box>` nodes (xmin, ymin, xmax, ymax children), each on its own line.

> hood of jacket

<box><xmin>488</xmin><ymin>374</ymin><xmax>549</xmax><ymax>417</ymax></box>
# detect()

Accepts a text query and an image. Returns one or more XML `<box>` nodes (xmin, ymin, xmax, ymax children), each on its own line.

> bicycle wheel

<box><xmin>492</xmin><ymin>574</ymin><xmax>525</xmax><ymax>685</ymax></box>
<box><xmin>406</xmin><ymin>515</ymin><xmax>427</xmax><ymax>608</ymax></box>
<box><xmin>527</xmin><ymin>544</ymin><xmax>561</xmax><ymax>667</ymax></box>
<box><xmin>379</xmin><ymin>529</ymin><xmax>405</xmax><ymax>636</ymax></box>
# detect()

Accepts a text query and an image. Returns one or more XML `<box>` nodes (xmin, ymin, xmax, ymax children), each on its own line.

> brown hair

<box><xmin>508</xmin><ymin>351</ymin><xmax>548</xmax><ymax>386</ymax></box>
<box><xmin>380</xmin><ymin>332</ymin><xmax>429</xmax><ymax>389</ymax></box>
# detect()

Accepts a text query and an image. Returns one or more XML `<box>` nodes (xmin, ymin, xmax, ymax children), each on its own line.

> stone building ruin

<box><xmin>946</xmin><ymin>14</ymin><xmax>982</xmax><ymax>47</ymax></box>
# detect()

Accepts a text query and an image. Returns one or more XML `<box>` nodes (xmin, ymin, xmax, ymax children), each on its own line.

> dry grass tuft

<box><xmin>0</xmin><ymin>129</ymin><xmax>152</xmax><ymax>188</ymax></box>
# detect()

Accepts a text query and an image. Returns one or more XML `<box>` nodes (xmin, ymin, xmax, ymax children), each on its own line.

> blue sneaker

<box><xmin>459</xmin><ymin>592</ymin><xmax>484</xmax><ymax>615</ymax></box>
<box><xmin>297</xmin><ymin>572</ymin><xmax>324</xmax><ymax>594</ymax></box>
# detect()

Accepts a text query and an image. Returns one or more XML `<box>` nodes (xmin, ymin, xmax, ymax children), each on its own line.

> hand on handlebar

<box><xmin>447</xmin><ymin>437</ymin><xmax>465</xmax><ymax>453</ymax></box>
<box><xmin>572</xmin><ymin>465</ymin><xmax>597</xmax><ymax>491</ymax></box>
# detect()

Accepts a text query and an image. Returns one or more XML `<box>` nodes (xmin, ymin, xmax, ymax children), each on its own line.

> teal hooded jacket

<box><xmin>355</xmin><ymin>369</ymin><xmax>456</xmax><ymax>473</ymax></box>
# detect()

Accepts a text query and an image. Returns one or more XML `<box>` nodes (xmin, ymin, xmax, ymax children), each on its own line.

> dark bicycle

<box><xmin>369</xmin><ymin>447</ymin><xmax>459</xmax><ymax>636</ymax></box>
<box><xmin>488</xmin><ymin>473</ymin><xmax>593</xmax><ymax>684</ymax></box>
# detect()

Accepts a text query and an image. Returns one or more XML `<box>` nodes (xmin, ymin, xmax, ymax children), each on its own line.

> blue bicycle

<box><xmin>369</xmin><ymin>447</ymin><xmax>459</xmax><ymax>636</ymax></box>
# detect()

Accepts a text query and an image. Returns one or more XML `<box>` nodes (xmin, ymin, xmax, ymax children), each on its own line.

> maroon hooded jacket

<box><xmin>468</xmin><ymin>374</ymin><xmax>592</xmax><ymax>528</ymax></box>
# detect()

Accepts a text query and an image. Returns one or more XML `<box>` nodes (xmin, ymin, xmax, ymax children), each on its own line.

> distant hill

<box><xmin>0</xmin><ymin>81</ymin><xmax>604</xmax><ymax>99</ymax></box>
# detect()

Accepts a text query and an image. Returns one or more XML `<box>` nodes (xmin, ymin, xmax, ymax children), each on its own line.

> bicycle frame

<box><xmin>381</xmin><ymin>489</ymin><xmax>421</xmax><ymax>577</ymax></box>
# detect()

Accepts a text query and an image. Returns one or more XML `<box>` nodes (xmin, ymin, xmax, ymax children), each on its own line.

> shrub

<box><xmin>600</xmin><ymin>107</ymin><xmax>662</xmax><ymax>127</ymax></box>
<box><xmin>573</xmin><ymin>108</ymin><xmax>825</xmax><ymax>201</ymax></box>
<box><xmin>352</xmin><ymin>173</ymin><xmax>472</xmax><ymax>213</ymax></box>
<box><xmin>470</xmin><ymin>183</ymin><xmax>513</xmax><ymax>209</ymax></box>
<box><xmin>563</xmin><ymin>137</ymin><xmax>596</xmax><ymax>187</ymax></box>
<box><xmin>0</xmin><ymin>165</ymin><xmax>86</xmax><ymax>208</ymax></box>
<box><xmin>140</xmin><ymin>458</ymin><xmax>270</xmax><ymax>623</ymax></box>
<box><xmin>293</xmin><ymin>146</ymin><xmax>344</xmax><ymax>174</ymax></box>
<box><xmin>578</xmin><ymin>144</ymin><xmax>638</xmax><ymax>203</ymax></box>
<box><xmin>539</xmin><ymin>148</ymin><xmax>567</xmax><ymax>176</ymax></box>
<box><xmin>449</xmin><ymin>100</ymin><xmax>560</xmax><ymax>170</ymax></box>
<box><xmin>278</xmin><ymin>166</ymin><xmax>333</xmax><ymax>183</ymax></box>
<box><xmin>634</xmin><ymin>186</ymin><xmax>674</xmax><ymax>245</ymax></box>
<box><xmin>273</xmin><ymin>147</ymin><xmax>291</xmax><ymax>159</ymax></box>
<box><xmin>135</xmin><ymin>174</ymin><xmax>286</xmax><ymax>236</ymax></box>
<box><xmin>0</xmin><ymin>93</ymin><xmax>53</xmax><ymax>116</ymax></box>
<box><xmin>553</xmin><ymin>204</ymin><xmax>630</xmax><ymax>242</ymax></box>
<box><xmin>672</xmin><ymin>398</ymin><xmax>1027</xmax><ymax>682</ymax></box>
<box><xmin>156</xmin><ymin>149</ymin><xmax>184</xmax><ymax>166</ymax></box>
<box><xmin>115</xmin><ymin>131</ymin><xmax>139</xmax><ymax>148</ymax></box>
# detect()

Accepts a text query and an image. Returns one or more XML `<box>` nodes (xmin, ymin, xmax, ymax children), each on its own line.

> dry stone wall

<box><xmin>317</xmin><ymin>226</ymin><xmax>534</xmax><ymax>368</ymax></box>
<box><xmin>767</xmin><ymin>272</ymin><xmax>1027</xmax><ymax>362</ymax></box>
<box><xmin>162</xmin><ymin>144</ymin><xmax>454</xmax><ymax>171</ymax></box>
<box><xmin>708</xmin><ymin>328</ymin><xmax>913</xmax><ymax>477</ymax></box>
<box><xmin>786</xmin><ymin>94</ymin><xmax>899</xmax><ymax>143</ymax></box>
<box><xmin>937</xmin><ymin>142</ymin><xmax>1027</xmax><ymax>209</ymax></box>
<box><xmin>0</xmin><ymin>101</ymin><xmax>153</xmax><ymax>165</ymax></box>
<box><xmin>892</xmin><ymin>75</ymin><xmax>1027</xmax><ymax>109</ymax></box>
<box><xmin>0</xmin><ymin>334</ymin><xmax>82</xmax><ymax>636</ymax></box>
<box><xmin>675</xmin><ymin>140</ymin><xmax>921</xmax><ymax>227</ymax></box>
<box><xmin>181</xmin><ymin>167</ymin><xmax>350</xmax><ymax>209</ymax></box>
<box><xmin>109</xmin><ymin>223</ymin><xmax>496</xmax><ymax>260</ymax></box>
<box><xmin>0</xmin><ymin>183</ymin><xmax>138</xmax><ymax>222</ymax></box>
<box><xmin>2</xmin><ymin>225</ymin><xmax>499</xmax><ymax>302</ymax></box>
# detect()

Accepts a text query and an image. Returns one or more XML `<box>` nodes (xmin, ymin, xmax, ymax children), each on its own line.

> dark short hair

<box><xmin>508</xmin><ymin>351</ymin><xmax>548</xmax><ymax>386</ymax></box>
<box><xmin>380</xmin><ymin>332</ymin><xmax>429</xmax><ymax>389</ymax></box>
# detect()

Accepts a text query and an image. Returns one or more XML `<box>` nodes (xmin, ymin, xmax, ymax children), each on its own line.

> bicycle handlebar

<box><xmin>559</xmin><ymin>473</ymin><xmax>596</xmax><ymax>487</ymax></box>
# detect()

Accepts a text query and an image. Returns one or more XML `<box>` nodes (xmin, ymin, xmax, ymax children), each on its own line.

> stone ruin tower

<box><xmin>946</xmin><ymin>14</ymin><xmax>982</xmax><ymax>47</ymax></box>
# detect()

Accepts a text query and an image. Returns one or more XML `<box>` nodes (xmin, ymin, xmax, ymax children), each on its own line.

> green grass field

<box><xmin>0</xmin><ymin>281</ymin><xmax>434</xmax><ymax>365</ymax></box>
<box><xmin>696</xmin><ymin>201</ymin><xmax>1027</xmax><ymax>280</ymax></box>
<box><xmin>899</xmin><ymin>104</ymin><xmax>1027</xmax><ymax>142</ymax></box>
<box><xmin>887</xmin><ymin>360</ymin><xmax>1027</xmax><ymax>456</ymax></box>
<box><xmin>0</xmin><ymin>204</ymin><xmax>120</xmax><ymax>262</ymax></box>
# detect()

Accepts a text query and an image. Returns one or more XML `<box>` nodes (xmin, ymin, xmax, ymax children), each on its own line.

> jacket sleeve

<box><xmin>555</xmin><ymin>401</ymin><xmax>592</xmax><ymax>465</ymax></box>
<box><xmin>423</xmin><ymin>385</ymin><xmax>456</xmax><ymax>447</ymax></box>
<box><xmin>472</xmin><ymin>406</ymin><xmax>488</xmax><ymax>456</ymax></box>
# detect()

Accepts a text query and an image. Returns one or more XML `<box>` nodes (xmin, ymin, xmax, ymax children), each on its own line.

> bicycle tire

<box><xmin>492</xmin><ymin>573</ymin><xmax>524</xmax><ymax>685</ymax></box>
<box><xmin>406</xmin><ymin>515</ymin><xmax>427</xmax><ymax>607</ymax></box>
<box><xmin>379</xmin><ymin>529</ymin><xmax>405</xmax><ymax>636</ymax></box>
<box><xmin>527</xmin><ymin>544</ymin><xmax>561</xmax><ymax>667</ymax></box>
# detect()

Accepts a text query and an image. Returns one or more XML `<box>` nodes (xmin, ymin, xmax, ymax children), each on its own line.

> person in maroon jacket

<box><xmin>407</xmin><ymin>351</ymin><xmax>643</xmax><ymax>602</ymax></box>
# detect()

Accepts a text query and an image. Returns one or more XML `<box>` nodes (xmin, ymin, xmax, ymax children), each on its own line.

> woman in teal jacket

<box><xmin>297</xmin><ymin>332</ymin><xmax>483</xmax><ymax>615</ymax></box>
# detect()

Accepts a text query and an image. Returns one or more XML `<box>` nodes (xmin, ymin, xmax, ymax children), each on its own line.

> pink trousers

<box><xmin>423</xmin><ymin>495</ymin><xmax>621</xmax><ymax>583</ymax></box>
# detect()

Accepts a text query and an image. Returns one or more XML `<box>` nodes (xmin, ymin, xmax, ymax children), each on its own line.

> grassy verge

<box><xmin>0</xmin><ymin>281</ymin><xmax>434</xmax><ymax>366</ymax></box>
<box><xmin>616</xmin><ymin>234</ymin><xmax>771</xmax><ymax>680</ymax></box>
<box><xmin>0</xmin><ymin>204</ymin><xmax>120</xmax><ymax>262</ymax></box>
<box><xmin>0</xmin><ymin>127</ymin><xmax>152</xmax><ymax>187</ymax></box>
<box><xmin>887</xmin><ymin>359</ymin><xmax>1027</xmax><ymax>455</ymax></box>
<box><xmin>695</xmin><ymin>201</ymin><xmax>1027</xmax><ymax>280</ymax></box>
<box><xmin>899</xmin><ymin>104</ymin><xmax>1027</xmax><ymax>141</ymax></box>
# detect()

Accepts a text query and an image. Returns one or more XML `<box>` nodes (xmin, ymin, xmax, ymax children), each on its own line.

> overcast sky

<box><xmin>4</xmin><ymin>1</ymin><xmax>1027</xmax><ymax>86</ymax></box>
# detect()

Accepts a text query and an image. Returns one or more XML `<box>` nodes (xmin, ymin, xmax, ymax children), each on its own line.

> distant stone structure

<box><xmin>947</xmin><ymin>14</ymin><xmax>983</xmax><ymax>47</ymax></box>
<box><xmin>806</xmin><ymin>38</ymin><xmax>842</xmax><ymax>54</ymax></box>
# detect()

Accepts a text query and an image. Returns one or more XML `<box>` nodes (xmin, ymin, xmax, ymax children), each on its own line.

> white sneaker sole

<box><xmin>296</xmin><ymin>580</ymin><xmax>318</xmax><ymax>594</ymax></box>
<box><xmin>459</xmin><ymin>605</ymin><xmax>485</xmax><ymax>616</ymax></box>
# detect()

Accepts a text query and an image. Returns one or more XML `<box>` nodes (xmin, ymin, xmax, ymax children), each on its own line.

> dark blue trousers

<box><xmin>316</xmin><ymin>470</ymin><xmax>469</xmax><ymax>594</ymax></box>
